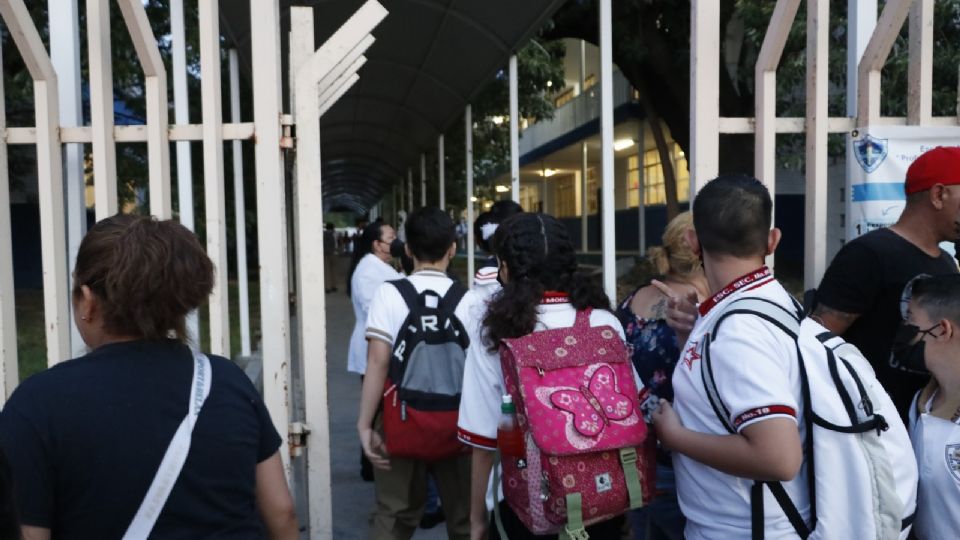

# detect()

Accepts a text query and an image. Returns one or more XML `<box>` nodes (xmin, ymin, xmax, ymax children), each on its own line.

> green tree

<box><xmin>545</xmin><ymin>0</ymin><xmax>960</xmax><ymax>176</ymax></box>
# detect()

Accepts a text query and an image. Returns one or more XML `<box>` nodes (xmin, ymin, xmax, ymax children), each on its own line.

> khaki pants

<box><xmin>369</xmin><ymin>448</ymin><xmax>470</xmax><ymax>540</ymax></box>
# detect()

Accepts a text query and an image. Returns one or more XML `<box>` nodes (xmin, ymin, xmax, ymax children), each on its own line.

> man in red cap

<box><xmin>812</xmin><ymin>146</ymin><xmax>960</xmax><ymax>420</ymax></box>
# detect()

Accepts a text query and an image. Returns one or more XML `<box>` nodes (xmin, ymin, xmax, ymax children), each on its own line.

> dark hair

<box><xmin>347</xmin><ymin>221</ymin><xmax>389</xmax><ymax>297</ymax></box>
<box><xmin>406</xmin><ymin>206</ymin><xmax>456</xmax><ymax>262</ymax></box>
<box><xmin>692</xmin><ymin>174</ymin><xmax>772</xmax><ymax>258</ymax></box>
<box><xmin>325</xmin><ymin>222</ymin><xmax>334</xmax><ymax>231</ymax></box>
<box><xmin>474</xmin><ymin>200</ymin><xmax>523</xmax><ymax>253</ymax></box>
<box><xmin>483</xmin><ymin>213</ymin><xmax>610</xmax><ymax>351</ymax></box>
<box><xmin>73</xmin><ymin>214</ymin><xmax>214</xmax><ymax>342</ymax></box>
<box><xmin>909</xmin><ymin>274</ymin><xmax>960</xmax><ymax>324</ymax></box>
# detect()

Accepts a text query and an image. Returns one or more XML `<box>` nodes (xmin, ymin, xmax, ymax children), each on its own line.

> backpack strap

<box><xmin>700</xmin><ymin>296</ymin><xmax>813</xmax><ymax>540</ymax></box>
<box><xmin>389</xmin><ymin>278</ymin><xmax>420</xmax><ymax>310</ymax></box>
<box><xmin>438</xmin><ymin>280</ymin><xmax>468</xmax><ymax>315</ymax></box>
<box><xmin>574</xmin><ymin>307</ymin><xmax>593</xmax><ymax>328</ymax></box>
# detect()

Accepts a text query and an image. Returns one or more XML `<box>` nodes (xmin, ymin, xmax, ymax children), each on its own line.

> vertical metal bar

<box><xmin>581</xmin><ymin>141</ymin><xmax>588</xmax><ymax>253</ymax></box>
<box><xmin>230</xmin><ymin>49</ymin><xmax>251</xmax><ymax>357</ymax></box>
<box><xmin>0</xmin><ymin>35</ymin><xmax>19</xmax><ymax>399</ymax></box>
<box><xmin>420</xmin><ymin>153</ymin><xmax>427</xmax><ymax>206</ymax></box>
<box><xmin>465</xmin><ymin>105</ymin><xmax>475</xmax><ymax>287</ymax></box>
<box><xmin>509</xmin><ymin>55</ymin><xmax>520</xmax><ymax>203</ymax></box>
<box><xmin>636</xmin><ymin>125</ymin><xmax>646</xmax><ymax>256</ymax></box>
<box><xmin>0</xmin><ymin>0</ymin><xmax>71</xmax><ymax>367</ymax></box>
<box><xmin>170</xmin><ymin>0</ymin><xmax>199</xmax><ymax>343</ymax></box>
<box><xmin>250</xmin><ymin>0</ymin><xmax>293</xmax><ymax>475</ymax></box>
<box><xmin>407</xmin><ymin>168</ymin><xmax>413</xmax><ymax>212</ymax></box>
<box><xmin>598</xmin><ymin>0</ymin><xmax>616</xmax><ymax>302</ymax></box>
<box><xmin>755</xmin><ymin>0</ymin><xmax>801</xmax><ymax>270</ymax></box>
<box><xmin>49</xmin><ymin>0</ymin><xmax>87</xmax><ymax>357</ymax></box>
<box><xmin>438</xmin><ymin>134</ymin><xmax>445</xmax><ymax>211</ymax></box>
<box><xmin>86</xmin><ymin>0</ymin><xmax>118</xmax><ymax>219</ymax></box>
<box><xmin>199</xmin><ymin>0</ymin><xmax>230</xmax><ymax>357</ymax></box>
<box><xmin>805</xmin><ymin>0</ymin><xmax>829</xmax><ymax>289</ymax></box>
<box><xmin>116</xmin><ymin>0</ymin><xmax>172</xmax><ymax>219</ymax></box>
<box><xmin>846</xmin><ymin>0</ymin><xmax>877</xmax><ymax>244</ymax></box>
<box><xmin>399</xmin><ymin>176</ymin><xmax>405</xmax><ymax>216</ymax></box>
<box><xmin>579</xmin><ymin>41</ymin><xmax>588</xmax><ymax>253</ymax></box>
<box><xmin>689</xmin><ymin>0</ymin><xmax>720</xmax><ymax>197</ymax></box>
<box><xmin>907</xmin><ymin>0</ymin><xmax>933</xmax><ymax>125</ymax></box>
<box><xmin>848</xmin><ymin>0</ymin><xmax>878</xmax><ymax>119</ymax></box>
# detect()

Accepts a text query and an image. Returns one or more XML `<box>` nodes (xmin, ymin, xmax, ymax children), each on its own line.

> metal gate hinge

<box><xmin>288</xmin><ymin>421</ymin><xmax>311</xmax><ymax>457</ymax></box>
<box><xmin>280</xmin><ymin>114</ymin><xmax>296</xmax><ymax>149</ymax></box>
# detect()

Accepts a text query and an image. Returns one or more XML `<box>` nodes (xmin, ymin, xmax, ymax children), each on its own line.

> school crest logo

<box><xmin>854</xmin><ymin>134</ymin><xmax>888</xmax><ymax>173</ymax></box>
<box><xmin>946</xmin><ymin>443</ymin><xmax>960</xmax><ymax>482</ymax></box>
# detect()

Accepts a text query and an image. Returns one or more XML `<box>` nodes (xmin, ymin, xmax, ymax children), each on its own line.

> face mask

<box><xmin>889</xmin><ymin>323</ymin><xmax>937</xmax><ymax>373</ymax></box>
<box><xmin>389</xmin><ymin>239</ymin><xmax>405</xmax><ymax>259</ymax></box>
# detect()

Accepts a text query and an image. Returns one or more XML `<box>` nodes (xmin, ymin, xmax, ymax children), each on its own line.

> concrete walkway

<box><xmin>327</xmin><ymin>255</ymin><xmax>447</xmax><ymax>540</ymax></box>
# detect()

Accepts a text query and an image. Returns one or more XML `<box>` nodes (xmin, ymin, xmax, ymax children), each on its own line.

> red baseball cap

<box><xmin>905</xmin><ymin>146</ymin><xmax>960</xmax><ymax>195</ymax></box>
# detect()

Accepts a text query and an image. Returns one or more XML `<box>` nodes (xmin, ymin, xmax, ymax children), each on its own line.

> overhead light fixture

<box><xmin>614</xmin><ymin>138</ymin><xmax>635</xmax><ymax>151</ymax></box>
<box><xmin>495</xmin><ymin>185</ymin><xmax>510</xmax><ymax>193</ymax></box>
<box><xmin>539</xmin><ymin>169</ymin><xmax>558</xmax><ymax>177</ymax></box>
<box><xmin>546</xmin><ymin>80</ymin><xmax>553</xmax><ymax>88</ymax></box>
<box><xmin>471</xmin><ymin>196</ymin><xmax>478</xmax><ymax>202</ymax></box>
<box><xmin>491</xmin><ymin>115</ymin><xmax>506</xmax><ymax>125</ymax></box>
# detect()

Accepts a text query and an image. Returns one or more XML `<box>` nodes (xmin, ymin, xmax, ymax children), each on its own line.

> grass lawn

<box><xmin>15</xmin><ymin>279</ymin><xmax>262</xmax><ymax>381</ymax></box>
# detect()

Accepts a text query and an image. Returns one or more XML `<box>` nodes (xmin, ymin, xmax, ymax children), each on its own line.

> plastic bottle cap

<box><xmin>501</xmin><ymin>395</ymin><xmax>513</xmax><ymax>404</ymax></box>
<box><xmin>501</xmin><ymin>394</ymin><xmax>515</xmax><ymax>414</ymax></box>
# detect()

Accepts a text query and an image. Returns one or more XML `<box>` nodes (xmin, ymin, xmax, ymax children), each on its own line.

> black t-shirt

<box><xmin>816</xmin><ymin>228</ymin><xmax>958</xmax><ymax>417</ymax></box>
<box><xmin>0</xmin><ymin>339</ymin><xmax>282</xmax><ymax>539</ymax></box>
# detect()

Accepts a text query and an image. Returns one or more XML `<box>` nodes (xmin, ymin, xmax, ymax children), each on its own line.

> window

<box><xmin>638</xmin><ymin>143</ymin><xmax>690</xmax><ymax>207</ymax></box>
<box><xmin>587</xmin><ymin>167</ymin><xmax>599</xmax><ymax>214</ymax></box>
<box><xmin>519</xmin><ymin>184</ymin><xmax>540</xmax><ymax>213</ymax></box>
<box><xmin>627</xmin><ymin>155</ymin><xmax>641</xmax><ymax>207</ymax></box>
<box><xmin>555</xmin><ymin>175</ymin><xmax>578</xmax><ymax>217</ymax></box>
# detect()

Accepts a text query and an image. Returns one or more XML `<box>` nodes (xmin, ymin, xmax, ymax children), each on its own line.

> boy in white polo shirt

<box><xmin>652</xmin><ymin>175</ymin><xmax>809</xmax><ymax>540</ymax></box>
<box><xmin>357</xmin><ymin>206</ymin><xmax>473</xmax><ymax>540</ymax></box>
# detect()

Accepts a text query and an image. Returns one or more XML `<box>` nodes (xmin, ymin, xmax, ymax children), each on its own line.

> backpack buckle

<box><xmin>619</xmin><ymin>447</ymin><xmax>637</xmax><ymax>465</ymax></box>
<box><xmin>563</xmin><ymin>525</ymin><xmax>589</xmax><ymax>540</ymax></box>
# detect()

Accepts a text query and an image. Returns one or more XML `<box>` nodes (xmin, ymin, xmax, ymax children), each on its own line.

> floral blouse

<box><xmin>616</xmin><ymin>287</ymin><xmax>681</xmax><ymax>403</ymax></box>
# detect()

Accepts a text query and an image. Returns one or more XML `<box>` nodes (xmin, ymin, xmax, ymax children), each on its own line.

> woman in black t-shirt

<box><xmin>0</xmin><ymin>215</ymin><xmax>298</xmax><ymax>539</ymax></box>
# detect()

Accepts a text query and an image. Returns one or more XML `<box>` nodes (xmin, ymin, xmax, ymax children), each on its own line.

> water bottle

<box><xmin>497</xmin><ymin>395</ymin><xmax>525</xmax><ymax>458</ymax></box>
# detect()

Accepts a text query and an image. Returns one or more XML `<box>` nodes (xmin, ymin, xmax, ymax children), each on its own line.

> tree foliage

<box><xmin>546</xmin><ymin>0</ymin><xmax>960</xmax><ymax>174</ymax></box>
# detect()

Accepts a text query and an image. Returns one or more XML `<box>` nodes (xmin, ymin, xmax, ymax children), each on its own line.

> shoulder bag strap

<box><xmin>123</xmin><ymin>351</ymin><xmax>213</xmax><ymax>539</ymax></box>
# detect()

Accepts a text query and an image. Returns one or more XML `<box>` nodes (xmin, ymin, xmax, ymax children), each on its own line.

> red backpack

<box><xmin>496</xmin><ymin>308</ymin><xmax>655</xmax><ymax>538</ymax></box>
<box><xmin>381</xmin><ymin>279</ymin><xmax>470</xmax><ymax>461</ymax></box>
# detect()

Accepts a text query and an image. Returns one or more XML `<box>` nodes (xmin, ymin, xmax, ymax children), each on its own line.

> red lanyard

<box><xmin>698</xmin><ymin>266</ymin><xmax>772</xmax><ymax>315</ymax></box>
<box><xmin>541</xmin><ymin>291</ymin><xmax>570</xmax><ymax>304</ymax></box>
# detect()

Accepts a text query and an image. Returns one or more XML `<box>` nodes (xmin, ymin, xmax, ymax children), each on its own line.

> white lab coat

<box><xmin>347</xmin><ymin>253</ymin><xmax>403</xmax><ymax>374</ymax></box>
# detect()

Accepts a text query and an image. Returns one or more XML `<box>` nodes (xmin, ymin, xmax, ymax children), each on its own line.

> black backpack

<box><xmin>381</xmin><ymin>278</ymin><xmax>471</xmax><ymax>460</ymax></box>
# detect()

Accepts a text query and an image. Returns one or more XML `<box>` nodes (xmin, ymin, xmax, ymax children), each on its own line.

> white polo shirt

<box><xmin>909</xmin><ymin>391</ymin><xmax>960</xmax><ymax>540</ymax></box>
<box><xmin>471</xmin><ymin>263</ymin><xmax>500</xmax><ymax>302</ymax></box>
<box><xmin>365</xmin><ymin>270</ymin><xmax>475</xmax><ymax>349</ymax></box>
<box><xmin>347</xmin><ymin>254</ymin><xmax>403</xmax><ymax>374</ymax></box>
<box><xmin>671</xmin><ymin>267</ymin><xmax>810</xmax><ymax>540</ymax></box>
<box><xmin>457</xmin><ymin>300</ymin><xmax>633</xmax><ymax>510</ymax></box>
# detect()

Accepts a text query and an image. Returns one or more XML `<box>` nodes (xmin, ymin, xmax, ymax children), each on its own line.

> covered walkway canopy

<box><xmin>223</xmin><ymin>0</ymin><xmax>564</xmax><ymax>212</ymax></box>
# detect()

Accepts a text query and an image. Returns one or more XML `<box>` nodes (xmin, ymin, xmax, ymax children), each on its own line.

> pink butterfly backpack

<box><xmin>496</xmin><ymin>308</ymin><xmax>655</xmax><ymax>538</ymax></box>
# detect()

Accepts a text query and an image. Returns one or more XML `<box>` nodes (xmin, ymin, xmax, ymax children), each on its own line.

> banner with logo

<box><xmin>847</xmin><ymin>126</ymin><xmax>960</xmax><ymax>250</ymax></box>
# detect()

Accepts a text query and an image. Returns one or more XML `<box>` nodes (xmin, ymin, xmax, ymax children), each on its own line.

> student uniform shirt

<box><xmin>365</xmin><ymin>269</ymin><xmax>473</xmax><ymax>352</ymax></box>
<box><xmin>671</xmin><ymin>267</ymin><xmax>810</xmax><ymax>540</ymax></box>
<box><xmin>0</xmin><ymin>339</ymin><xmax>281</xmax><ymax>539</ymax></box>
<box><xmin>909</xmin><ymin>392</ymin><xmax>960</xmax><ymax>540</ymax></box>
<box><xmin>456</xmin><ymin>301</ymin><xmax>634</xmax><ymax>511</ymax></box>
<box><xmin>348</xmin><ymin>253</ymin><xmax>403</xmax><ymax>374</ymax></box>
